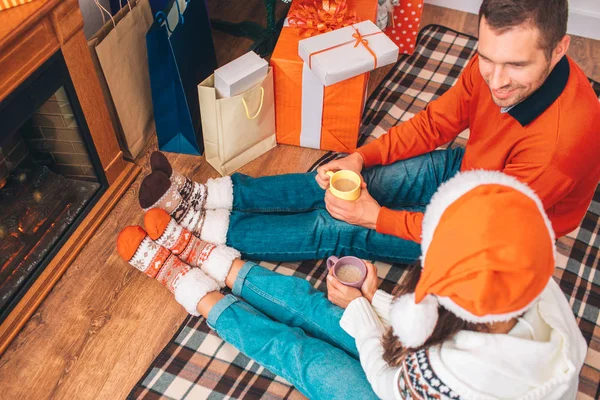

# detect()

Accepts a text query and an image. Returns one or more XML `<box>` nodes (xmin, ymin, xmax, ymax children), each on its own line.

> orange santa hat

<box><xmin>390</xmin><ymin>170</ymin><xmax>556</xmax><ymax>348</ymax></box>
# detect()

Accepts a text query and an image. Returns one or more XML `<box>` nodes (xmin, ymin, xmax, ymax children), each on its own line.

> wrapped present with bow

<box><xmin>299</xmin><ymin>20</ymin><xmax>398</xmax><ymax>86</ymax></box>
<box><xmin>271</xmin><ymin>0</ymin><xmax>379</xmax><ymax>153</ymax></box>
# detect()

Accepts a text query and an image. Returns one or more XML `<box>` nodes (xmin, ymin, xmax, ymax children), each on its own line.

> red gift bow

<box><xmin>288</xmin><ymin>0</ymin><xmax>358</xmax><ymax>37</ymax></box>
<box><xmin>308</xmin><ymin>26</ymin><xmax>382</xmax><ymax>70</ymax></box>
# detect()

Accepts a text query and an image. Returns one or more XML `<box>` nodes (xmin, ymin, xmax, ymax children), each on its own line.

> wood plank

<box><xmin>0</xmin><ymin>0</ymin><xmax>59</xmax><ymax>52</ymax></box>
<box><xmin>0</xmin><ymin>2</ymin><xmax>598</xmax><ymax>399</ymax></box>
<box><xmin>0</xmin><ymin>17</ymin><xmax>59</xmax><ymax>103</ymax></box>
<box><xmin>60</xmin><ymin>28</ymin><xmax>126</xmax><ymax>183</ymax></box>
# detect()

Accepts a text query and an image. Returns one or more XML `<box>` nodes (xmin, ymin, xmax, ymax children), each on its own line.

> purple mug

<box><xmin>326</xmin><ymin>256</ymin><xmax>367</xmax><ymax>288</ymax></box>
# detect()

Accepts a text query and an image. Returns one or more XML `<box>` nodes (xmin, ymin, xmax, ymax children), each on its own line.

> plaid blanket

<box><xmin>129</xmin><ymin>25</ymin><xmax>600</xmax><ymax>400</ymax></box>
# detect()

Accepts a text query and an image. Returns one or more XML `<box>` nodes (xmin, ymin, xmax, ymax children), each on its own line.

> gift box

<box><xmin>271</xmin><ymin>0</ymin><xmax>378</xmax><ymax>153</ymax></box>
<box><xmin>0</xmin><ymin>0</ymin><xmax>36</xmax><ymax>11</ymax></box>
<box><xmin>299</xmin><ymin>20</ymin><xmax>398</xmax><ymax>87</ymax></box>
<box><xmin>215</xmin><ymin>51</ymin><xmax>269</xmax><ymax>98</ymax></box>
<box><xmin>383</xmin><ymin>0</ymin><xmax>424</xmax><ymax>55</ymax></box>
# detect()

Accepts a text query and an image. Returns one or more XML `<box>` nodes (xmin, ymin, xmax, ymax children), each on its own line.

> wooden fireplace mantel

<box><xmin>0</xmin><ymin>0</ymin><xmax>141</xmax><ymax>354</ymax></box>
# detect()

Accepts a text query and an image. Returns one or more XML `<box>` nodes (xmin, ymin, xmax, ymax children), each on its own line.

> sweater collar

<box><xmin>507</xmin><ymin>56</ymin><xmax>570</xmax><ymax>126</ymax></box>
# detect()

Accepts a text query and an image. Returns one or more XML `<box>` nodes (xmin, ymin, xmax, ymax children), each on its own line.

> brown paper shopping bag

<box><xmin>198</xmin><ymin>68</ymin><xmax>276</xmax><ymax>176</ymax></box>
<box><xmin>88</xmin><ymin>0</ymin><xmax>154</xmax><ymax>160</ymax></box>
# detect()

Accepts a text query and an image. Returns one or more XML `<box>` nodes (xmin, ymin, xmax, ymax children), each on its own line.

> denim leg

<box><xmin>231</xmin><ymin>148</ymin><xmax>463</xmax><ymax>213</ymax></box>
<box><xmin>231</xmin><ymin>171</ymin><xmax>325</xmax><ymax>213</ymax></box>
<box><xmin>363</xmin><ymin>147</ymin><xmax>465</xmax><ymax>209</ymax></box>
<box><xmin>227</xmin><ymin>208</ymin><xmax>421</xmax><ymax>263</ymax></box>
<box><xmin>207</xmin><ymin>295</ymin><xmax>378</xmax><ymax>400</ymax></box>
<box><xmin>231</xmin><ymin>261</ymin><xmax>358</xmax><ymax>357</ymax></box>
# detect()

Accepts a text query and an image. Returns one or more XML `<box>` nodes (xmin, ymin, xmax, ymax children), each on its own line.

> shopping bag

<box><xmin>146</xmin><ymin>0</ymin><xmax>217</xmax><ymax>155</ymax></box>
<box><xmin>90</xmin><ymin>0</ymin><xmax>155</xmax><ymax>160</ymax></box>
<box><xmin>198</xmin><ymin>68</ymin><xmax>276</xmax><ymax>175</ymax></box>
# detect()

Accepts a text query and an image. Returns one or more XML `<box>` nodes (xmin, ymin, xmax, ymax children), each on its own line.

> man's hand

<box><xmin>316</xmin><ymin>152</ymin><xmax>364</xmax><ymax>190</ymax></box>
<box><xmin>325</xmin><ymin>182</ymin><xmax>381</xmax><ymax>230</ymax></box>
<box><xmin>327</xmin><ymin>272</ymin><xmax>363</xmax><ymax>308</ymax></box>
<box><xmin>360</xmin><ymin>261</ymin><xmax>379</xmax><ymax>303</ymax></box>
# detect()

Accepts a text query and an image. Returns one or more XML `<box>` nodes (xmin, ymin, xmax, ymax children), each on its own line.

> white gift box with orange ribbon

<box><xmin>298</xmin><ymin>20</ymin><xmax>399</xmax><ymax>87</ymax></box>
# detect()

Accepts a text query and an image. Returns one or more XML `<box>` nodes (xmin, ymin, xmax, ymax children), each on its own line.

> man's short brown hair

<box><xmin>479</xmin><ymin>0</ymin><xmax>568</xmax><ymax>58</ymax></box>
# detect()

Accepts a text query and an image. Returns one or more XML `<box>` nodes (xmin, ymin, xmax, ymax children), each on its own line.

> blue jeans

<box><xmin>207</xmin><ymin>262</ymin><xmax>378</xmax><ymax>400</ymax></box>
<box><xmin>226</xmin><ymin>148</ymin><xmax>464</xmax><ymax>263</ymax></box>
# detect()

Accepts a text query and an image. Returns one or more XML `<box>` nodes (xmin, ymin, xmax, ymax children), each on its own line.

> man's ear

<box><xmin>551</xmin><ymin>35</ymin><xmax>570</xmax><ymax>66</ymax></box>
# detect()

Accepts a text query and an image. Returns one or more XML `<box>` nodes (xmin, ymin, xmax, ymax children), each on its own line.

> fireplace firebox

<box><xmin>0</xmin><ymin>53</ymin><xmax>108</xmax><ymax>323</ymax></box>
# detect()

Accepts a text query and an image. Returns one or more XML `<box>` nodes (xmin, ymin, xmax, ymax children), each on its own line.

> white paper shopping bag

<box><xmin>198</xmin><ymin>68</ymin><xmax>276</xmax><ymax>176</ymax></box>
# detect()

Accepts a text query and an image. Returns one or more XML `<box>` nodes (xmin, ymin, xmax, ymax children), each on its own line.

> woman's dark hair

<box><xmin>478</xmin><ymin>0</ymin><xmax>568</xmax><ymax>59</ymax></box>
<box><xmin>381</xmin><ymin>266</ymin><xmax>488</xmax><ymax>367</ymax></box>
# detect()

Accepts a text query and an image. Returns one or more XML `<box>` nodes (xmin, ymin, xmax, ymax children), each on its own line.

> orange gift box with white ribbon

<box><xmin>271</xmin><ymin>0</ymin><xmax>379</xmax><ymax>153</ymax></box>
<box><xmin>299</xmin><ymin>20</ymin><xmax>398</xmax><ymax>87</ymax></box>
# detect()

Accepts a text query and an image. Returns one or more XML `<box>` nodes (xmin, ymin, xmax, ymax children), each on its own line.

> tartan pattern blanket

<box><xmin>129</xmin><ymin>24</ymin><xmax>600</xmax><ymax>399</ymax></box>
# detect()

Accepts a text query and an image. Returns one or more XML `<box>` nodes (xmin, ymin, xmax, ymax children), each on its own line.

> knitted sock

<box><xmin>138</xmin><ymin>171</ymin><xmax>229</xmax><ymax>244</ymax></box>
<box><xmin>150</xmin><ymin>151</ymin><xmax>206</xmax><ymax>211</ymax></box>
<box><xmin>144</xmin><ymin>208</ymin><xmax>240</xmax><ymax>287</ymax></box>
<box><xmin>116</xmin><ymin>226</ymin><xmax>220</xmax><ymax>315</ymax></box>
<box><xmin>150</xmin><ymin>151</ymin><xmax>233</xmax><ymax>210</ymax></box>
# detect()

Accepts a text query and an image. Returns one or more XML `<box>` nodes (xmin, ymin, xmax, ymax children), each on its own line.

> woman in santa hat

<box><xmin>117</xmin><ymin>170</ymin><xmax>587</xmax><ymax>399</ymax></box>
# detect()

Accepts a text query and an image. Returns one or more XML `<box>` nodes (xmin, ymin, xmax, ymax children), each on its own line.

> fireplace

<box><xmin>0</xmin><ymin>0</ymin><xmax>141</xmax><ymax>354</ymax></box>
<box><xmin>0</xmin><ymin>53</ymin><xmax>108</xmax><ymax>323</ymax></box>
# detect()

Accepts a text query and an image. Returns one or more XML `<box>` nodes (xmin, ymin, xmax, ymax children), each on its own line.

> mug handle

<box><xmin>326</xmin><ymin>256</ymin><xmax>338</xmax><ymax>271</ymax></box>
<box><xmin>326</xmin><ymin>171</ymin><xmax>335</xmax><ymax>178</ymax></box>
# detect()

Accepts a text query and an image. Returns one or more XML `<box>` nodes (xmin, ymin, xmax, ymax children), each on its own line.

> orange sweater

<box><xmin>358</xmin><ymin>54</ymin><xmax>600</xmax><ymax>242</ymax></box>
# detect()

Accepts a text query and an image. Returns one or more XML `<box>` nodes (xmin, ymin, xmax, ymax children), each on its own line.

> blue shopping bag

<box><xmin>146</xmin><ymin>0</ymin><xmax>217</xmax><ymax>155</ymax></box>
<box><xmin>147</xmin><ymin>0</ymin><xmax>207</xmax><ymax>17</ymax></box>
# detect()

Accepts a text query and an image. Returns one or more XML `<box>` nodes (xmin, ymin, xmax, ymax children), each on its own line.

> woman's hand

<box><xmin>360</xmin><ymin>261</ymin><xmax>379</xmax><ymax>302</ymax></box>
<box><xmin>326</xmin><ymin>261</ymin><xmax>379</xmax><ymax>308</ymax></box>
<box><xmin>327</xmin><ymin>272</ymin><xmax>363</xmax><ymax>308</ymax></box>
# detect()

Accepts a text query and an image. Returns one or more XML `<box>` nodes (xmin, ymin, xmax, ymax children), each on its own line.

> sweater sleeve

<box><xmin>370</xmin><ymin>289</ymin><xmax>394</xmax><ymax>326</ymax></box>
<box><xmin>376</xmin><ymin>207</ymin><xmax>424</xmax><ymax>243</ymax></box>
<box><xmin>340</xmin><ymin>298</ymin><xmax>401</xmax><ymax>400</ymax></box>
<box><xmin>357</xmin><ymin>54</ymin><xmax>477</xmax><ymax>168</ymax></box>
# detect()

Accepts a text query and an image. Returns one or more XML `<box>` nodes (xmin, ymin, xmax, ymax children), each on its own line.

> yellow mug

<box><xmin>326</xmin><ymin>170</ymin><xmax>362</xmax><ymax>201</ymax></box>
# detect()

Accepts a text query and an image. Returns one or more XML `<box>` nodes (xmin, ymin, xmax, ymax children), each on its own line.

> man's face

<box><xmin>478</xmin><ymin>17</ymin><xmax>553</xmax><ymax>108</ymax></box>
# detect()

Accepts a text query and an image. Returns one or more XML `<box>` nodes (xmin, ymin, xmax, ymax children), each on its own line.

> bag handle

<box><xmin>155</xmin><ymin>0</ymin><xmax>190</xmax><ymax>33</ymax></box>
<box><xmin>120</xmin><ymin>0</ymin><xmax>133</xmax><ymax>12</ymax></box>
<box><xmin>94</xmin><ymin>0</ymin><xmax>115</xmax><ymax>28</ymax></box>
<box><xmin>242</xmin><ymin>87</ymin><xmax>265</xmax><ymax>120</ymax></box>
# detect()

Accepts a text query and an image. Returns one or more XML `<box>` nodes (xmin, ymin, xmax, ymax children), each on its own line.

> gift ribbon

<box><xmin>308</xmin><ymin>26</ymin><xmax>382</xmax><ymax>70</ymax></box>
<box><xmin>299</xmin><ymin>64</ymin><xmax>325</xmax><ymax>149</ymax></box>
<box><xmin>288</xmin><ymin>0</ymin><xmax>357</xmax><ymax>37</ymax></box>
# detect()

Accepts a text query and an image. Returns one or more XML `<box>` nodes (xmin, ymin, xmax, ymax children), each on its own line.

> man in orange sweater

<box><xmin>141</xmin><ymin>0</ymin><xmax>599</xmax><ymax>266</ymax></box>
<box><xmin>320</xmin><ymin>0</ymin><xmax>600</xmax><ymax>245</ymax></box>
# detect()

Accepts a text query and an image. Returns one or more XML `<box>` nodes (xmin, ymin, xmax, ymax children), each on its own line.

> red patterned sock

<box><xmin>144</xmin><ymin>208</ymin><xmax>240</xmax><ymax>287</ymax></box>
<box><xmin>116</xmin><ymin>226</ymin><xmax>219</xmax><ymax>315</ymax></box>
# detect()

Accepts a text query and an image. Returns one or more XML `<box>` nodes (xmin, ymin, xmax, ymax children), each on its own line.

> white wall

<box><xmin>423</xmin><ymin>0</ymin><xmax>600</xmax><ymax>40</ymax></box>
<box><xmin>79</xmin><ymin>0</ymin><xmax>113</xmax><ymax>39</ymax></box>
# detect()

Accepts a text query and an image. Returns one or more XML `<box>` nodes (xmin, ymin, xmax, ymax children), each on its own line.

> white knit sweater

<box><xmin>339</xmin><ymin>279</ymin><xmax>588</xmax><ymax>400</ymax></box>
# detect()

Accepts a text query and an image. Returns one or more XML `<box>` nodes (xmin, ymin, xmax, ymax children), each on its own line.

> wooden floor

<box><xmin>0</xmin><ymin>2</ymin><xmax>598</xmax><ymax>399</ymax></box>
